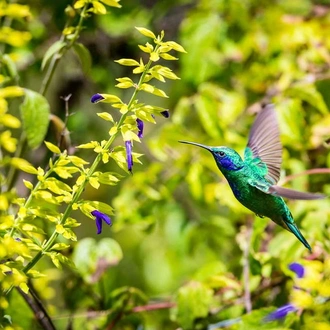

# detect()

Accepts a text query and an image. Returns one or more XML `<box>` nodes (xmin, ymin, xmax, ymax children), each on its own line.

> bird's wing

<box><xmin>244</xmin><ymin>104</ymin><xmax>282</xmax><ymax>185</ymax></box>
<box><xmin>247</xmin><ymin>178</ymin><xmax>327</xmax><ymax>200</ymax></box>
<box><xmin>268</xmin><ymin>186</ymin><xmax>326</xmax><ymax>200</ymax></box>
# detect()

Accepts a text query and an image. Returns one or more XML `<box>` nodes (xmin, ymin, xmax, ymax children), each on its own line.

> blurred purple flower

<box><xmin>265</xmin><ymin>304</ymin><xmax>297</xmax><ymax>321</ymax></box>
<box><xmin>125</xmin><ymin>141</ymin><xmax>133</xmax><ymax>172</ymax></box>
<box><xmin>91</xmin><ymin>93</ymin><xmax>105</xmax><ymax>104</ymax></box>
<box><xmin>265</xmin><ymin>262</ymin><xmax>306</xmax><ymax>322</ymax></box>
<box><xmin>136</xmin><ymin>119</ymin><xmax>144</xmax><ymax>138</ymax></box>
<box><xmin>91</xmin><ymin>210</ymin><xmax>112</xmax><ymax>234</ymax></box>
<box><xmin>161</xmin><ymin>110</ymin><xmax>170</xmax><ymax>118</ymax></box>
<box><xmin>289</xmin><ymin>262</ymin><xmax>305</xmax><ymax>278</ymax></box>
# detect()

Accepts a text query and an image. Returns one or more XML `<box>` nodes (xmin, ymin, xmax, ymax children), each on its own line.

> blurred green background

<box><xmin>5</xmin><ymin>0</ymin><xmax>330</xmax><ymax>329</ymax></box>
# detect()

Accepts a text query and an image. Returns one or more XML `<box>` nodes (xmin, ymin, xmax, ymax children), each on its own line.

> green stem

<box><xmin>23</xmin><ymin>44</ymin><xmax>161</xmax><ymax>273</ymax></box>
<box><xmin>7</xmin><ymin>3</ymin><xmax>89</xmax><ymax>237</ymax></box>
<box><xmin>39</xmin><ymin>4</ymin><xmax>88</xmax><ymax>96</ymax></box>
<box><xmin>9</xmin><ymin>165</ymin><xmax>55</xmax><ymax>238</ymax></box>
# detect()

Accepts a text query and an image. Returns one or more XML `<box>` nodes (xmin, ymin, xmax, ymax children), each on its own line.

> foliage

<box><xmin>0</xmin><ymin>0</ymin><xmax>330</xmax><ymax>329</ymax></box>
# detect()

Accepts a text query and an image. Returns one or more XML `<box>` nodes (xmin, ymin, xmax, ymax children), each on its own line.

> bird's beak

<box><xmin>179</xmin><ymin>140</ymin><xmax>212</xmax><ymax>151</ymax></box>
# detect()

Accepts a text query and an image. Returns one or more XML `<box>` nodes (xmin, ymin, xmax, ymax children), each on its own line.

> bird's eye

<box><xmin>219</xmin><ymin>151</ymin><xmax>225</xmax><ymax>157</ymax></box>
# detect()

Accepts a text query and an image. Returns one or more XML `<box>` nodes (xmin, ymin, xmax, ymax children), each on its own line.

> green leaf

<box><xmin>48</xmin><ymin>252</ymin><xmax>75</xmax><ymax>269</ymax></box>
<box><xmin>286</xmin><ymin>83</ymin><xmax>328</xmax><ymax>115</ymax></box>
<box><xmin>73</xmin><ymin>237</ymin><xmax>123</xmax><ymax>283</ymax></box>
<box><xmin>171</xmin><ymin>281</ymin><xmax>213</xmax><ymax>329</ymax></box>
<box><xmin>20</xmin><ymin>89</ymin><xmax>50</xmax><ymax>149</ymax></box>
<box><xmin>73</xmin><ymin>42</ymin><xmax>92</xmax><ymax>74</ymax></box>
<box><xmin>239</xmin><ymin>307</ymin><xmax>281</xmax><ymax>330</ymax></box>
<box><xmin>41</xmin><ymin>40</ymin><xmax>66</xmax><ymax>70</ymax></box>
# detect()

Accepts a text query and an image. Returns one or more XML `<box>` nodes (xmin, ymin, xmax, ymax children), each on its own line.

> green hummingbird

<box><xmin>180</xmin><ymin>105</ymin><xmax>326</xmax><ymax>251</ymax></box>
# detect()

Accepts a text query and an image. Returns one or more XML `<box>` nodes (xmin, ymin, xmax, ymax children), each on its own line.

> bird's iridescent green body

<box><xmin>181</xmin><ymin>105</ymin><xmax>326</xmax><ymax>251</ymax></box>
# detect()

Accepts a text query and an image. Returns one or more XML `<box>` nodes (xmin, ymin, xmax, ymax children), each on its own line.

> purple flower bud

<box><xmin>289</xmin><ymin>262</ymin><xmax>305</xmax><ymax>278</ymax></box>
<box><xmin>136</xmin><ymin>118</ymin><xmax>144</xmax><ymax>138</ymax></box>
<box><xmin>160</xmin><ymin>110</ymin><xmax>170</xmax><ymax>118</ymax></box>
<box><xmin>265</xmin><ymin>304</ymin><xmax>297</xmax><ymax>321</ymax></box>
<box><xmin>125</xmin><ymin>140</ymin><xmax>133</xmax><ymax>173</ymax></box>
<box><xmin>91</xmin><ymin>93</ymin><xmax>105</xmax><ymax>104</ymax></box>
<box><xmin>91</xmin><ymin>210</ymin><xmax>112</xmax><ymax>234</ymax></box>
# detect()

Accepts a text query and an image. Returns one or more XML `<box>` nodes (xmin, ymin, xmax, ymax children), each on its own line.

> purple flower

<box><xmin>265</xmin><ymin>262</ymin><xmax>305</xmax><ymax>322</ymax></box>
<box><xmin>91</xmin><ymin>93</ymin><xmax>105</xmax><ymax>104</ymax></box>
<box><xmin>136</xmin><ymin>118</ymin><xmax>144</xmax><ymax>138</ymax></box>
<box><xmin>265</xmin><ymin>304</ymin><xmax>298</xmax><ymax>321</ymax></box>
<box><xmin>160</xmin><ymin>110</ymin><xmax>170</xmax><ymax>118</ymax></box>
<box><xmin>91</xmin><ymin>210</ymin><xmax>112</xmax><ymax>234</ymax></box>
<box><xmin>289</xmin><ymin>262</ymin><xmax>305</xmax><ymax>278</ymax></box>
<box><xmin>125</xmin><ymin>140</ymin><xmax>133</xmax><ymax>173</ymax></box>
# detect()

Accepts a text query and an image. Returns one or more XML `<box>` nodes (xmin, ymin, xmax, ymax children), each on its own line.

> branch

<box><xmin>243</xmin><ymin>217</ymin><xmax>253</xmax><ymax>313</ymax></box>
<box><xmin>279</xmin><ymin>168</ymin><xmax>330</xmax><ymax>186</ymax></box>
<box><xmin>16</xmin><ymin>284</ymin><xmax>56</xmax><ymax>330</ymax></box>
<box><xmin>132</xmin><ymin>302</ymin><xmax>175</xmax><ymax>313</ymax></box>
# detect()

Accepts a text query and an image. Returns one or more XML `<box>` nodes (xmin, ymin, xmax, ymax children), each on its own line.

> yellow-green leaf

<box><xmin>100</xmin><ymin>0</ymin><xmax>122</xmax><ymax>8</ymax></box>
<box><xmin>166</xmin><ymin>41</ymin><xmax>187</xmax><ymax>53</ymax></box>
<box><xmin>23</xmin><ymin>180</ymin><xmax>33</xmax><ymax>190</ymax></box>
<box><xmin>160</xmin><ymin>53</ymin><xmax>178</xmax><ymax>60</ymax></box>
<box><xmin>11</xmin><ymin>158</ymin><xmax>38</xmax><ymax>174</ymax></box>
<box><xmin>150</xmin><ymin>52</ymin><xmax>160</xmax><ymax>62</ymax></box>
<box><xmin>50</xmin><ymin>243</ymin><xmax>70</xmax><ymax>251</ymax></box>
<box><xmin>140</xmin><ymin>84</ymin><xmax>168</xmax><ymax>98</ymax></box>
<box><xmin>97</xmin><ymin>112</ymin><xmax>114</xmax><ymax>122</ymax></box>
<box><xmin>115</xmin><ymin>58</ymin><xmax>140</xmax><ymax>66</ymax></box>
<box><xmin>45</xmin><ymin>141</ymin><xmax>61</xmax><ymax>154</ymax></box>
<box><xmin>89</xmin><ymin>176</ymin><xmax>100</xmax><ymax>189</ymax></box>
<box><xmin>98</xmin><ymin>93</ymin><xmax>122</xmax><ymax>103</ymax></box>
<box><xmin>135</xmin><ymin>27</ymin><xmax>156</xmax><ymax>39</ymax></box>
<box><xmin>76</xmin><ymin>141</ymin><xmax>99</xmax><ymax>149</ymax></box>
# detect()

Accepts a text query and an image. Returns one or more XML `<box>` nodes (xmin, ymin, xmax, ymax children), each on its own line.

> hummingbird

<box><xmin>180</xmin><ymin>105</ymin><xmax>326</xmax><ymax>251</ymax></box>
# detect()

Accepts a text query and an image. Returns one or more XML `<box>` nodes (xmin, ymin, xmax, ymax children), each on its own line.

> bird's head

<box><xmin>180</xmin><ymin>141</ymin><xmax>244</xmax><ymax>172</ymax></box>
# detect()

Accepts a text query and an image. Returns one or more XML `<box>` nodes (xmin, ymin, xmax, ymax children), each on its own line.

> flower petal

<box><xmin>160</xmin><ymin>110</ymin><xmax>170</xmax><ymax>118</ymax></box>
<box><xmin>91</xmin><ymin>210</ymin><xmax>112</xmax><ymax>234</ymax></box>
<box><xmin>125</xmin><ymin>140</ymin><xmax>133</xmax><ymax>172</ymax></box>
<box><xmin>91</xmin><ymin>93</ymin><xmax>105</xmax><ymax>103</ymax></box>
<box><xmin>136</xmin><ymin>118</ymin><xmax>144</xmax><ymax>138</ymax></box>
<box><xmin>289</xmin><ymin>262</ymin><xmax>305</xmax><ymax>278</ymax></box>
<box><xmin>265</xmin><ymin>303</ymin><xmax>297</xmax><ymax>321</ymax></box>
<box><xmin>96</xmin><ymin>217</ymin><xmax>103</xmax><ymax>234</ymax></box>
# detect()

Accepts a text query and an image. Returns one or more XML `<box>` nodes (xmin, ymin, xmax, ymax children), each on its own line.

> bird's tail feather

<box><xmin>286</xmin><ymin>222</ymin><xmax>312</xmax><ymax>252</ymax></box>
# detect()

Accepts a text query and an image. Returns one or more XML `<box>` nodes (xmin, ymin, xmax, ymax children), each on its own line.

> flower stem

<box><xmin>22</xmin><ymin>45</ymin><xmax>161</xmax><ymax>273</ymax></box>
<box><xmin>5</xmin><ymin>4</ymin><xmax>89</xmax><ymax>195</ymax></box>
<box><xmin>39</xmin><ymin>4</ymin><xmax>88</xmax><ymax>96</ymax></box>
